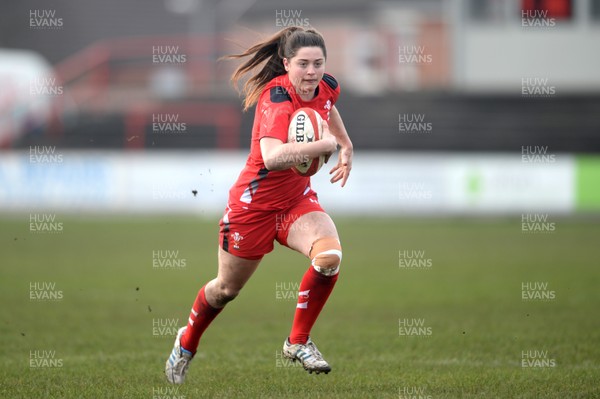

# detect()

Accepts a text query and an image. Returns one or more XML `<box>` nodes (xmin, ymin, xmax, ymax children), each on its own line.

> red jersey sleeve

<box><xmin>322</xmin><ymin>73</ymin><xmax>340</xmax><ymax>107</ymax></box>
<box><xmin>257</xmin><ymin>88</ymin><xmax>294</xmax><ymax>143</ymax></box>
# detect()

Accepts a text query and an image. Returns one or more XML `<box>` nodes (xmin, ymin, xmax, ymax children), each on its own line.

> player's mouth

<box><xmin>303</xmin><ymin>79</ymin><xmax>318</xmax><ymax>84</ymax></box>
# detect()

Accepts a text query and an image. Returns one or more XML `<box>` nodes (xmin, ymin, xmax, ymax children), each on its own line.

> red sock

<box><xmin>180</xmin><ymin>285</ymin><xmax>222</xmax><ymax>354</ymax></box>
<box><xmin>289</xmin><ymin>266</ymin><xmax>339</xmax><ymax>344</ymax></box>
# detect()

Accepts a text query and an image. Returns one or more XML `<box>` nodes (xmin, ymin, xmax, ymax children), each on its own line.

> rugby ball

<box><xmin>287</xmin><ymin>108</ymin><xmax>326</xmax><ymax>177</ymax></box>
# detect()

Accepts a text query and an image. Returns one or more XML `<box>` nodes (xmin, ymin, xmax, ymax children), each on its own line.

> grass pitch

<box><xmin>1</xmin><ymin>216</ymin><xmax>599</xmax><ymax>398</ymax></box>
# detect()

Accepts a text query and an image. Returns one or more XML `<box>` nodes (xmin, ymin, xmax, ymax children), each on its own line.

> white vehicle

<box><xmin>0</xmin><ymin>49</ymin><xmax>70</xmax><ymax>147</ymax></box>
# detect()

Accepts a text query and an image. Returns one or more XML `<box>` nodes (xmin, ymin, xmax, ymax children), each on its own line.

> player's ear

<box><xmin>283</xmin><ymin>58</ymin><xmax>290</xmax><ymax>72</ymax></box>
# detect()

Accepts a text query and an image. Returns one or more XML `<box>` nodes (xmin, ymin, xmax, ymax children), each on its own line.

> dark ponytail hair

<box><xmin>223</xmin><ymin>27</ymin><xmax>327</xmax><ymax>111</ymax></box>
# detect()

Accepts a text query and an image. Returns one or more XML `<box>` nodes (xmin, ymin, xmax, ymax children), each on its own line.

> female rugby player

<box><xmin>166</xmin><ymin>26</ymin><xmax>353</xmax><ymax>384</ymax></box>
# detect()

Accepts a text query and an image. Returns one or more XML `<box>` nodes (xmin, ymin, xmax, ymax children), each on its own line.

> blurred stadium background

<box><xmin>1</xmin><ymin>0</ymin><xmax>599</xmax><ymax>216</ymax></box>
<box><xmin>0</xmin><ymin>0</ymin><xmax>600</xmax><ymax>397</ymax></box>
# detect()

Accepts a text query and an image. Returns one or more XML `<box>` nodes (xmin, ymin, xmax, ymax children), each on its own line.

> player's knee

<box><xmin>310</xmin><ymin>237</ymin><xmax>342</xmax><ymax>276</ymax></box>
<box><xmin>214</xmin><ymin>284</ymin><xmax>240</xmax><ymax>306</ymax></box>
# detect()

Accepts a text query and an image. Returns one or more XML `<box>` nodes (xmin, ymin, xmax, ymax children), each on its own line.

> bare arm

<box><xmin>260</xmin><ymin>121</ymin><xmax>337</xmax><ymax>171</ymax></box>
<box><xmin>328</xmin><ymin>105</ymin><xmax>353</xmax><ymax>149</ymax></box>
<box><xmin>327</xmin><ymin>105</ymin><xmax>353</xmax><ymax>187</ymax></box>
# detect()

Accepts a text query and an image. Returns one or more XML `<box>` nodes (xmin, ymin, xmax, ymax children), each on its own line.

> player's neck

<box><xmin>298</xmin><ymin>90</ymin><xmax>316</xmax><ymax>102</ymax></box>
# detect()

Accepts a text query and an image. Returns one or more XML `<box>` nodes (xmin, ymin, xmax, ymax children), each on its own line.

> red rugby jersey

<box><xmin>227</xmin><ymin>73</ymin><xmax>340</xmax><ymax>211</ymax></box>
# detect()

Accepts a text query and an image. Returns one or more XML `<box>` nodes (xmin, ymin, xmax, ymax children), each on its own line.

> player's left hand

<box><xmin>329</xmin><ymin>146</ymin><xmax>353</xmax><ymax>187</ymax></box>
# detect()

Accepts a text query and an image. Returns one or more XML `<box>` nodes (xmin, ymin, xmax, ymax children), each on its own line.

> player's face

<box><xmin>284</xmin><ymin>46</ymin><xmax>325</xmax><ymax>97</ymax></box>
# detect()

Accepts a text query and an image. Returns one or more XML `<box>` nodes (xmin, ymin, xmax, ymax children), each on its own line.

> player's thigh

<box><xmin>286</xmin><ymin>211</ymin><xmax>339</xmax><ymax>258</ymax></box>
<box><xmin>214</xmin><ymin>247</ymin><xmax>261</xmax><ymax>291</ymax></box>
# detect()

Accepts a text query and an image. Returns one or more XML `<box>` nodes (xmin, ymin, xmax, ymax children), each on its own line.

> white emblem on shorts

<box><xmin>231</xmin><ymin>232</ymin><xmax>244</xmax><ymax>249</ymax></box>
